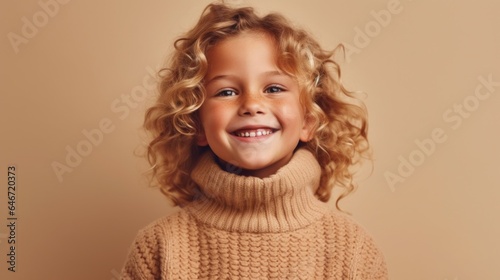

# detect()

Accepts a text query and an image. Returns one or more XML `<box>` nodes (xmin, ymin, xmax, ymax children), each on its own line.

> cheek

<box><xmin>275</xmin><ymin>101</ymin><xmax>305</xmax><ymax>128</ymax></box>
<box><xmin>198</xmin><ymin>105</ymin><xmax>213</xmax><ymax>131</ymax></box>
<box><xmin>199</xmin><ymin>102</ymin><xmax>230</xmax><ymax>130</ymax></box>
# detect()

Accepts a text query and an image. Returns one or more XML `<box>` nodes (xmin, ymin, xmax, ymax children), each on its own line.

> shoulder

<box><xmin>138</xmin><ymin>211</ymin><xmax>185</xmax><ymax>234</ymax></box>
<box><xmin>121</xmin><ymin>211</ymin><xmax>191</xmax><ymax>280</ymax></box>
<box><xmin>325</xmin><ymin>210</ymin><xmax>375</xmax><ymax>237</ymax></box>
<box><xmin>133</xmin><ymin>208</ymin><xmax>198</xmax><ymax>240</ymax></box>
<box><xmin>324</xmin><ymin>210</ymin><xmax>389</xmax><ymax>279</ymax></box>
<box><xmin>129</xmin><ymin>210</ymin><xmax>194</xmax><ymax>251</ymax></box>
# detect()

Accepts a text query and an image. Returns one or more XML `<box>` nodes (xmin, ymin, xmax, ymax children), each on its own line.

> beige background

<box><xmin>1</xmin><ymin>0</ymin><xmax>499</xmax><ymax>279</ymax></box>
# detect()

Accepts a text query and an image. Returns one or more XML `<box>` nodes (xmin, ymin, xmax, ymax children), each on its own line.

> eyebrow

<box><xmin>204</xmin><ymin>70</ymin><xmax>286</xmax><ymax>85</ymax></box>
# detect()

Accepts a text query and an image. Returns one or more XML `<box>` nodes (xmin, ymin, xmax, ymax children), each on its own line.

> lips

<box><xmin>231</xmin><ymin>127</ymin><xmax>276</xmax><ymax>138</ymax></box>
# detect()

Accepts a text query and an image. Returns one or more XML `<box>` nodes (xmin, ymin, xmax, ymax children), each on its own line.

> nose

<box><xmin>238</xmin><ymin>92</ymin><xmax>265</xmax><ymax>116</ymax></box>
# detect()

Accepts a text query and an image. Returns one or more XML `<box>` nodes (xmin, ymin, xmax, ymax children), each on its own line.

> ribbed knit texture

<box><xmin>121</xmin><ymin>149</ymin><xmax>388</xmax><ymax>279</ymax></box>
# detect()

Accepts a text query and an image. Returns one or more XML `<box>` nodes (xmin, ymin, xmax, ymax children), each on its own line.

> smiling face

<box><xmin>197</xmin><ymin>31</ymin><xmax>313</xmax><ymax>178</ymax></box>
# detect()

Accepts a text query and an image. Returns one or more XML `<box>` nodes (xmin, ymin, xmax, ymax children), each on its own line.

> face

<box><xmin>197</xmin><ymin>31</ymin><xmax>313</xmax><ymax>178</ymax></box>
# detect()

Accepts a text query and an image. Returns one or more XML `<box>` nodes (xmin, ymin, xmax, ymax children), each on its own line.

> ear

<box><xmin>196</xmin><ymin>130</ymin><xmax>209</xmax><ymax>146</ymax></box>
<box><xmin>299</xmin><ymin>114</ymin><xmax>316</xmax><ymax>142</ymax></box>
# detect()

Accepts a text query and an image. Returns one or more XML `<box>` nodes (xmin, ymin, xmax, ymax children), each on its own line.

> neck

<box><xmin>187</xmin><ymin>149</ymin><xmax>329</xmax><ymax>233</ymax></box>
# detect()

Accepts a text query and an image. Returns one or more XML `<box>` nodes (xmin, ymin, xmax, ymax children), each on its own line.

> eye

<box><xmin>264</xmin><ymin>85</ymin><xmax>285</xmax><ymax>93</ymax></box>
<box><xmin>216</xmin><ymin>89</ymin><xmax>237</xmax><ymax>97</ymax></box>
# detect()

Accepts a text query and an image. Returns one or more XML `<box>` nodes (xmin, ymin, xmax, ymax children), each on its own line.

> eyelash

<box><xmin>215</xmin><ymin>85</ymin><xmax>285</xmax><ymax>97</ymax></box>
<box><xmin>215</xmin><ymin>89</ymin><xmax>237</xmax><ymax>97</ymax></box>
<box><xmin>265</xmin><ymin>85</ymin><xmax>285</xmax><ymax>93</ymax></box>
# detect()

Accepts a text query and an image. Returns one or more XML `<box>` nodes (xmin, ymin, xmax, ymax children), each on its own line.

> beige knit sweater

<box><xmin>121</xmin><ymin>149</ymin><xmax>388</xmax><ymax>279</ymax></box>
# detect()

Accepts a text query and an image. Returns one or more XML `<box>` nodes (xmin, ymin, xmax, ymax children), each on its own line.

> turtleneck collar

<box><xmin>186</xmin><ymin>149</ymin><xmax>329</xmax><ymax>233</ymax></box>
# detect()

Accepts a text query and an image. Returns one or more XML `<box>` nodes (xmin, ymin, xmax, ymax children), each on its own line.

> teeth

<box><xmin>236</xmin><ymin>129</ymin><xmax>273</xmax><ymax>137</ymax></box>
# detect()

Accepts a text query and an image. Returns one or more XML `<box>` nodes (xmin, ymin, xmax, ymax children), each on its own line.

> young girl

<box><xmin>122</xmin><ymin>2</ymin><xmax>387</xmax><ymax>279</ymax></box>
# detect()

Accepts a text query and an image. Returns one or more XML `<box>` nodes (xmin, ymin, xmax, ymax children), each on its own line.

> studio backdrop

<box><xmin>1</xmin><ymin>0</ymin><xmax>499</xmax><ymax>279</ymax></box>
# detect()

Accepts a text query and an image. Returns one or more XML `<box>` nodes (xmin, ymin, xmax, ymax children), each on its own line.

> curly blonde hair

<box><xmin>144</xmin><ymin>3</ymin><xmax>370</xmax><ymax>209</ymax></box>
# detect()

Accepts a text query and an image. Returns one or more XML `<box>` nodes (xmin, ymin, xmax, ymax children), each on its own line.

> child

<box><xmin>122</xmin><ymin>2</ymin><xmax>387</xmax><ymax>279</ymax></box>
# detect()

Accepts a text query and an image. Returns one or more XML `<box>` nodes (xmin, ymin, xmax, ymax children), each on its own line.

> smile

<box><xmin>233</xmin><ymin>128</ymin><xmax>274</xmax><ymax>138</ymax></box>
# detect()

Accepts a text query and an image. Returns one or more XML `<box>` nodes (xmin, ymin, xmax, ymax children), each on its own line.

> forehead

<box><xmin>205</xmin><ymin>31</ymin><xmax>279</xmax><ymax>78</ymax></box>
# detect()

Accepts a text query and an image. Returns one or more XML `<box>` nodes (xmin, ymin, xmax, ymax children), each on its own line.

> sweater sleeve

<box><xmin>121</xmin><ymin>222</ymin><xmax>167</xmax><ymax>280</ymax></box>
<box><xmin>349</xmin><ymin>226</ymin><xmax>388</xmax><ymax>280</ymax></box>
